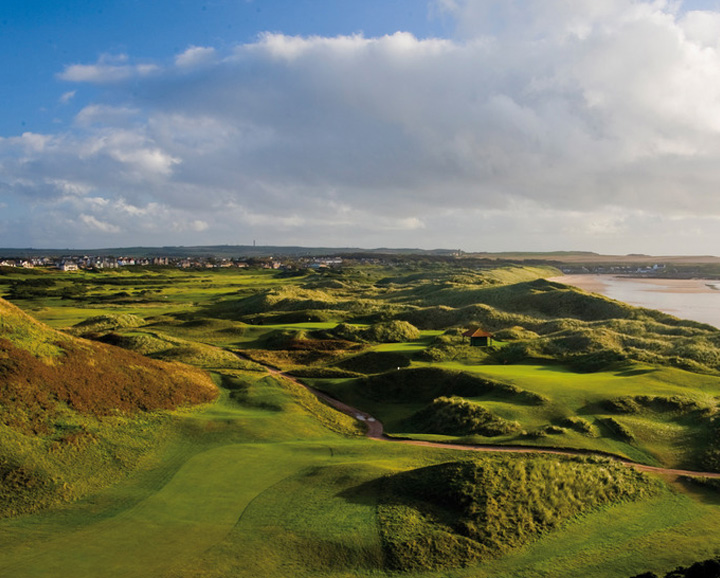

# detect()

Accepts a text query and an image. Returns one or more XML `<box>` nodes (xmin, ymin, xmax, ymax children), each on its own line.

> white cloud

<box><xmin>175</xmin><ymin>46</ymin><xmax>217</xmax><ymax>68</ymax></box>
<box><xmin>79</xmin><ymin>214</ymin><xmax>121</xmax><ymax>233</ymax></box>
<box><xmin>58</xmin><ymin>53</ymin><xmax>159</xmax><ymax>83</ymax></box>
<box><xmin>75</xmin><ymin>104</ymin><xmax>141</xmax><ymax>127</ymax></box>
<box><xmin>59</xmin><ymin>90</ymin><xmax>76</xmax><ymax>104</ymax></box>
<box><xmin>6</xmin><ymin>1</ymin><xmax>720</xmax><ymax>251</ymax></box>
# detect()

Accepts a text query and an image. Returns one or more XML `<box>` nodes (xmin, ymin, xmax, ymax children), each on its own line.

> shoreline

<box><xmin>550</xmin><ymin>274</ymin><xmax>720</xmax><ymax>295</ymax></box>
<box><xmin>549</xmin><ymin>274</ymin><xmax>720</xmax><ymax>329</ymax></box>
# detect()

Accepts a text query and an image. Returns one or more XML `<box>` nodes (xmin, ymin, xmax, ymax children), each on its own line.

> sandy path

<box><xmin>265</xmin><ymin>367</ymin><xmax>385</xmax><ymax>438</ymax></box>
<box><xmin>262</xmin><ymin>364</ymin><xmax>720</xmax><ymax>480</ymax></box>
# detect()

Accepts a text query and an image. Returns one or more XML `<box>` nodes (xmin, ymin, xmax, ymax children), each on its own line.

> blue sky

<box><xmin>4</xmin><ymin>0</ymin><xmax>720</xmax><ymax>253</ymax></box>
<box><xmin>1</xmin><ymin>1</ymin><xmax>447</xmax><ymax>135</ymax></box>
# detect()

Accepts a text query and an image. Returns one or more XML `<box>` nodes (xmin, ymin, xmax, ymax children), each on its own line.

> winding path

<box><xmin>263</xmin><ymin>365</ymin><xmax>720</xmax><ymax>480</ymax></box>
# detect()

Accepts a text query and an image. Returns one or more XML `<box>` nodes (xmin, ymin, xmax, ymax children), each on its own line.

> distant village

<box><xmin>3</xmin><ymin>252</ymin><xmax>718</xmax><ymax>280</ymax></box>
<box><xmin>0</xmin><ymin>255</ymin><xmax>347</xmax><ymax>271</ymax></box>
<box><xmin>558</xmin><ymin>264</ymin><xmax>667</xmax><ymax>275</ymax></box>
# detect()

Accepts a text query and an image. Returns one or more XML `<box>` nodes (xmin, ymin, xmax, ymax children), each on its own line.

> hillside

<box><xmin>0</xmin><ymin>297</ymin><xmax>217</xmax><ymax>516</ymax></box>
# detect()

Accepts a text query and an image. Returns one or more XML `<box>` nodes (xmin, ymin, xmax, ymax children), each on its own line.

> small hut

<box><xmin>463</xmin><ymin>327</ymin><xmax>494</xmax><ymax>347</ymax></box>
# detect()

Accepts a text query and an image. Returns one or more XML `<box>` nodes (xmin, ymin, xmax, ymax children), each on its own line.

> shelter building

<box><xmin>463</xmin><ymin>327</ymin><xmax>494</xmax><ymax>347</ymax></box>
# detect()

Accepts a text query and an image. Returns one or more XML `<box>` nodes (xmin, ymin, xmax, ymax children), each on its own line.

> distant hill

<box><xmin>0</xmin><ymin>245</ymin><xmax>717</xmax><ymax>264</ymax></box>
<box><xmin>0</xmin><ymin>245</ymin><xmax>459</xmax><ymax>259</ymax></box>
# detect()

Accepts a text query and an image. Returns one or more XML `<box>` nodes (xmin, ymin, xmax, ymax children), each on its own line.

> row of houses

<box><xmin>0</xmin><ymin>256</ymin><xmax>169</xmax><ymax>270</ymax></box>
<box><xmin>0</xmin><ymin>254</ymin><xmax>350</xmax><ymax>271</ymax></box>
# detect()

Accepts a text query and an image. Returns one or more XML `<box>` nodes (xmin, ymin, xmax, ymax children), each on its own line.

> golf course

<box><xmin>3</xmin><ymin>261</ymin><xmax>720</xmax><ymax>577</ymax></box>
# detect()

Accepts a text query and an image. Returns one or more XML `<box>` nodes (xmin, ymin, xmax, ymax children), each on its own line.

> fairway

<box><xmin>0</xmin><ymin>444</ymin><xmax>328</xmax><ymax>578</ymax></box>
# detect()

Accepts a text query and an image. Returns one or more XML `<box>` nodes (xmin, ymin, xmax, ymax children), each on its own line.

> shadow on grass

<box><xmin>335</xmin><ymin>476</ymin><xmax>384</xmax><ymax>508</ymax></box>
<box><xmin>677</xmin><ymin>477</ymin><xmax>720</xmax><ymax>506</ymax></box>
<box><xmin>615</xmin><ymin>368</ymin><xmax>658</xmax><ymax>377</ymax></box>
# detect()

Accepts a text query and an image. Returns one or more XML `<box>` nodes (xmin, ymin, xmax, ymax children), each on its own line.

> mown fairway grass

<box><xmin>0</xmin><ymin>444</ymin><xmax>321</xmax><ymax>578</ymax></box>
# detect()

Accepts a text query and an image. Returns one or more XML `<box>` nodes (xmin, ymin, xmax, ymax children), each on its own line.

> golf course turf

<box><xmin>3</xmin><ymin>263</ymin><xmax>720</xmax><ymax>577</ymax></box>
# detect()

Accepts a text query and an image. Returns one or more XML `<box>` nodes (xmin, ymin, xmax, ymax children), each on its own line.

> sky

<box><xmin>3</xmin><ymin>0</ymin><xmax>720</xmax><ymax>254</ymax></box>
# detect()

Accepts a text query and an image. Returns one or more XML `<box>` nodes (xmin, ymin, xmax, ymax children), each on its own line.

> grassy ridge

<box><xmin>0</xmin><ymin>297</ymin><xmax>218</xmax><ymax>517</ymax></box>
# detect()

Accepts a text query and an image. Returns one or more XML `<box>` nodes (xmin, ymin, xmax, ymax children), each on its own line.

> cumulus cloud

<box><xmin>5</xmin><ymin>0</ymin><xmax>720</xmax><ymax>251</ymax></box>
<box><xmin>175</xmin><ymin>46</ymin><xmax>218</xmax><ymax>68</ymax></box>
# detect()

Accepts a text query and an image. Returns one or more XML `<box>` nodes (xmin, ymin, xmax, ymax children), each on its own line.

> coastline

<box><xmin>549</xmin><ymin>274</ymin><xmax>720</xmax><ymax>329</ymax></box>
<box><xmin>550</xmin><ymin>274</ymin><xmax>720</xmax><ymax>295</ymax></box>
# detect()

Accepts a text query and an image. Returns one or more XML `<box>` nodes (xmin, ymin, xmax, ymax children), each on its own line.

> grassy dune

<box><xmin>0</xmin><ymin>297</ymin><xmax>218</xmax><ymax>516</ymax></box>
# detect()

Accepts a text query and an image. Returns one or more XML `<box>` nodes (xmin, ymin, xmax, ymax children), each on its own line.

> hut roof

<box><xmin>462</xmin><ymin>328</ymin><xmax>493</xmax><ymax>338</ymax></box>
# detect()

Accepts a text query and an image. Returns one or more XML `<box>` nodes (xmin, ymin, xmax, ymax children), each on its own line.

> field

<box><xmin>2</xmin><ymin>262</ymin><xmax>720</xmax><ymax>577</ymax></box>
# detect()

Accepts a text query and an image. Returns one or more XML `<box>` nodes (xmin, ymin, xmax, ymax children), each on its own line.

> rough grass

<box><xmin>377</xmin><ymin>454</ymin><xmax>661</xmax><ymax>571</ymax></box>
<box><xmin>405</xmin><ymin>396</ymin><xmax>521</xmax><ymax>437</ymax></box>
<box><xmin>355</xmin><ymin>367</ymin><xmax>547</xmax><ymax>406</ymax></box>
<box><xmin>0</xmin><ymin>296</ymin><xmax>218</xmax><ymax>517</ymax></box>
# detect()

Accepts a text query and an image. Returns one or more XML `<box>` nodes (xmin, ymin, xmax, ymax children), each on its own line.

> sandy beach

<box><xmin>550</xmin><ymin>275</ymin><xmax>720</xmax><ymax>295</ymax></box>
<box><xmin>548</xmin><ymin>275</ymin><xmax>610</xmax><ymax>294</ymax></box>
<box><xmin>548</xmin><ymin>274</ymin><xmax>720</xmax><ymax>328</ymax></box>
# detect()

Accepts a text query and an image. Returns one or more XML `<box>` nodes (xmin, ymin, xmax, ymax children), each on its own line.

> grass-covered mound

<box><xmin>144</xmin><ymin>315</ymin><xmax>249</xmax><ymax>343</ymax></box>
<box><xmin>631</xmin><ymin>557</ymin><xmax>720</xmax><ymax>578</ymax></box>
<box><xmin>66</xmin><ymin>313</ymin><xmax>145</xmax><ymax>336</ymax></box>
<box><xmin>334</xmin><ymin>350</ymin><xmax>412</xmax><ymax>374</ymax></box>
<box><xmin>0</xmin><ymin>337</ymin><xmax>216</xmax><ymax>422</ymax></box>
<box><xmin>328</xmin><ymin>321</ymin><xmax>420</xmax><ymax>344</ymax></box>
<box><xmin>239</xmin><ymin>327</ymin><xmax>362</xmax><ymax>370</ymax></box>
<box><xmin>602</xmin><ymin>395</ymin><xmax>703</xmax><ymax>415</ymax></box>
<box><xmin>357</xmin><ymin>367</ymin><xmax>547</xmax><ymax>405</ymax></box>
<box><xmin>405</xmin><ymin>396</ymin><xmax>521</xmax><ymax>436</ymax></box>
<box><xmin>378</xmin><ymin>455</ymin><xmax>660</xmax><ymax>571</ymax></box>
<box><xmin>0</xmin><ymin>300</ymin><xmax>217</xmax><ymax>420</ymax></box>
<box><xmin>0</xmin><ymin>297</ymin><xmax>218</xmax><ymax>517</ymax></box>
<box><xmin>210</xmin><ymin>285</ymin><xmax>351</xmax><ymax>319</ymax></box>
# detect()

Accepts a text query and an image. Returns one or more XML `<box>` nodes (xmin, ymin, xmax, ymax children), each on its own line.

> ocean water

<box><xmin>557</xmin><ymin>275</ymin><xmax>720</xmax><ymax>329</ymax></box>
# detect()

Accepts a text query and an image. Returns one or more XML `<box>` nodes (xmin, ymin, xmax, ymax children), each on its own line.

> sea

<box><xmin>552</xmin><ymin>275</ymin><xmax>720</xmax><ymax>330</ymax></box>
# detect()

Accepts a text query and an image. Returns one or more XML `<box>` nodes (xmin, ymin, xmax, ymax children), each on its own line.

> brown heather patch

<box><xmin>0</xmin><ymin>336</ymin><xmax>217</xmax><ymax>428</ymax></box>
<box><xmin>241</xmin><ymin>343</ymin><xmax>358</xmax><ymax>371</ymax></box>
<box><xmin>287</xmin><ymin>339</ymin><xmax>359</xmax><ymax>352</ymax></box>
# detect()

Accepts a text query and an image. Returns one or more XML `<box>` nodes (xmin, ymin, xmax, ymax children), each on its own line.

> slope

<box><xmin>0</xmin><ymin>297</ymin><xmax>218</xmax><ymax>516</ymax></box>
